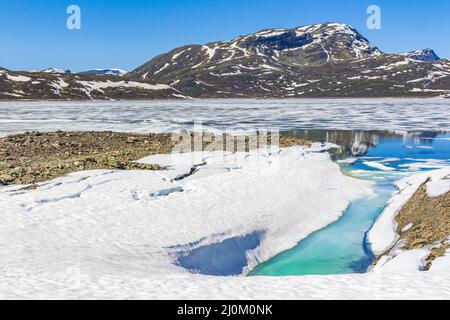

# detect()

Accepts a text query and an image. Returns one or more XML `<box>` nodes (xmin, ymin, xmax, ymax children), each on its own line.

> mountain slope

<box><xmin>131</xmin><ymin>23</ymin><xmax>450</xmax><ymax>98</ymax></box>
<box><xmin>0</xmin><ymin>69</ymin><xmax>184</xmax><ymax>100</ymax></box>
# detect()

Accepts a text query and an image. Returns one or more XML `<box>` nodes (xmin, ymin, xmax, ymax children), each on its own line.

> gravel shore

<box><xmin>0</xmin><ymin>131</ymin><xmax>309</xmax><ymax>186</ymax></box>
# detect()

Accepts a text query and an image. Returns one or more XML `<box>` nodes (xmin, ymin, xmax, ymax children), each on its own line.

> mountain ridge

<box><xmin>1</xmin><ymin>22</ymin><xmax>449</xmax><ymax>100</ymax></box>
<box><xmin>129</xmin><ymin>22</ymin><xmax>450</xmax><ymax>98</ymax></box>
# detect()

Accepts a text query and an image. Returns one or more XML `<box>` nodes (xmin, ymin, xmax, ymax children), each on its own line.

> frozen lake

<box><xmin>1</xmin><ymin>98</ymin><xmax>450</xmax><ymax>136</ymax></box>
<box><xmin>1</xmin><ymin>99</ymin><xmax>450</xmax><ymax>279</ymax></box>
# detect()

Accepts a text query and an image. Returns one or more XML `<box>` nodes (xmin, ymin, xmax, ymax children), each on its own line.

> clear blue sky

<box><xmin>0</xmin><ymin>0</ymin><xmax>449</xmax><ymax>71</ymax></box>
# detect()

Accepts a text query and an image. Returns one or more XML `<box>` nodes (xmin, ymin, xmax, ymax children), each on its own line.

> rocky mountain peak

<box><xmin>402</xmin><ymin>49</ymin><xmax>440</xmax><ymax>62</ymax></box>
<box><xmin>126</xmin><ymin>23</ymin><xmax>450</xmax><ymax>99</ymax></box>
<box><xmin>131</xmin><ymin>22</ymin><xmax>382</xmax><ymax>86</ymax></box>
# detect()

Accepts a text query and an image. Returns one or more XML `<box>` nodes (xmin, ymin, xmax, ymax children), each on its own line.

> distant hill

<box><xmin>401</xmin><ymin>49</ymin><xmax>441</xmax><ymax>62</ymax></box>
<box><xmin>0</xmin><ymin>69</ymin><xmax>186</xmax><ymax>100</ymax></box>
<box><xmin>78</xmin><ymin>69</ymin><xmax>129</xmax><ymax>76</ymax></box>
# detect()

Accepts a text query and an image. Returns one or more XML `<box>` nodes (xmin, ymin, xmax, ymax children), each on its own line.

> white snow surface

<box><xmin>0</xmin><ymin>146</ymin><xmax>380</xmax><ymax>299</ymax></box>
<box><xmin>432</xmin><ymin>249</ymin><xmax>450</xmax><ymax>272</ymax></box>
<box><xmin>0</xmin><ymin>146</ymin><xmax>449</xmax><ymax>299</ymax></box>
<box><xmin>426</xmin><ymin>173</ymin><xmax>450</xmax><ymax>197</ymax></box>
<box><xmin>1</xmin><ymin>267</ymin><xmax>449</xmax><ymax>300</ymax></box>
<box><xmin>373</xmin><ymin>248</ymin><xmax>431</xmax><ymax>273</ymax></box>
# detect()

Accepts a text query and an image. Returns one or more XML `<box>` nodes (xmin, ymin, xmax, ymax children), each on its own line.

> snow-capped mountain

<box><xmin>130</xmin><ymin>22</ymin><xmax>450</xmax><ymax>98</ymax></box>
<box><xmin>39</xmin><ymin>68</ymin><xmax>72</xmax><ymax>74</ymax></box>
<box><xmin>131</xmin><ymin>22</ymin><xmax>382</xmax><ymax>87</ymax></box>
<box><xmin>79</xmin><ymin>69</ymin><xmax>129</xmax><ymax>76</ymax></box>
<box><xmin>402</xmin><ymin>49</ymin><xmax>441</xmax><ymax>62</ymax></box>
<box><xmin>36</xmin><ymin>68</ymin><xmax>128</xmax><ymax>76</ymax></box>
<box><xmin>2</xmin><ymin>22</ymin><xmax>450</xmax><ymax>100</ymax></box>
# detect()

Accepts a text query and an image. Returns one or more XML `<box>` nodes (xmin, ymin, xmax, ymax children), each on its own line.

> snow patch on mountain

<box><xmin>76</xmin><ymin>80</ymin><xmax>172</xmax><ymax>95</ymax></box>
<box><xmin>6</xmin><ymin>74</ymin><xmax>31</xmax><ymax>82</ymax></box>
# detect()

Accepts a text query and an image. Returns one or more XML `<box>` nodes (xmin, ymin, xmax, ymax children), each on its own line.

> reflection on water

<box><xmin>283</xmin><ymin>130</ymin><xmax>447</xmax><ymax>159</ymax></box>
<box><xmin>174</xmin><ymin>231</ymin><xmax>263</xmax><ymax>276</ymax></box>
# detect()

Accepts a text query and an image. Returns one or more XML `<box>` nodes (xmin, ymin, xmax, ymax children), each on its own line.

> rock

<box><xmin>73</xmin><ymin>160</ymin><xmax>84</xmax><ymax>167</ymax></box>
<box><xmin>112</xmin><ymin>161</ymin><xmax>126</xmax><ymax>169</ymax></box>
<box><xmin>51</xmin><ymin>142</ymin><xmax>61</xmax><ymax>149</ymax></box>
<box><xmin>410</xmin><ymin>238</ymin><xmax>428</xmax><ymax>248</ymax></box>
<box><xmin>127</xmin><ymin>136</ymin><xmax>139</xmax><ymax>143</ymax></box>
<box><xmin>0</xmin><ymin>174</ymin><xmax>15</xmax><ymax>184</ymax></box>
<box><xmin>10</xmin><ymin>167</ymin><xmax>24</xmax><ymax>176</ymax></box>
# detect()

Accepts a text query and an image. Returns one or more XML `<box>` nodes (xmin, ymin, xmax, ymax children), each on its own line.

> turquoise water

<box><xmin>250</xmin><ymin>131</ymin><xmax>450</xmax><ymax>277</ymax></box>
<box><xmin>251</xmin><ymin>184</ymin><xmax>395</xmax><ymax>276</ymax></box>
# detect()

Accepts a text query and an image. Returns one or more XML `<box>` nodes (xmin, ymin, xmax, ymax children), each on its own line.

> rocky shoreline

<box><xmin>0</xmin><ymin>131</ymin><xmax>309</xmax><ymax>186</ymax></box>
<box><xmin>394</xmin><ymin>183</ymin><xmax>450</xmax><ymax>269</ymax></box>
<box><xmin>373</xmin><ymin>179</ymin><xmax>450</xmax><ymax>269</ymax></box>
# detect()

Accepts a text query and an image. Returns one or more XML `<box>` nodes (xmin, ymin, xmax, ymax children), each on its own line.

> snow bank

<box><xmin>427</xmin><ymin>173</ymin><xmax>450</xmax><ymax>197</ymax></box>
<box><xmin>431</xmin><ymin>248</ymin><xmax>450</xmax><ymax>272</ymax></box>
<box><xmin>373</xmin><ymin>248</ymin><xmax>430</xmax><ymax>273</ymax></box>
<box><xmin>0</xmin><ymin>146</ymin><xmax>374</xmax><ymax>297</ymax></box>
<box><xmin>1</xmin><ymin>146</ymin><xmax>449</xmax><ymax>299</ymax></box>
<box><xmin>1</xmin><ymin>267</ymin><xmax>449</xmax><ymax>300</ymax></box>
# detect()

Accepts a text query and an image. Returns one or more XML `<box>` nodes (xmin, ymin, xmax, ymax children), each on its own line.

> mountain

<box><xmin>35</xmin><ymin>68</ymin><xmax>128</xmax><ymax>76</ymax></box>
<box><xmin>78</xmin><ymin>69</ymin><xmax>129</xmax><ymax>76</ymax></box>
<box><xmin>401</xmin><ymin>49</ymin><xmax>440</xmax><ymax>62</ymax></box>
<box><xmin>2</xmin><ymin>22</ymin><xmax>450</xmax><ymax>100</ymax></box>
<box><xmin>39</xmin><ymin>68</ymin><xmax>72</xmax><ymax>74</ymax></box>
<box><xmin>131</xmin><ymin>22</ymin><xmax>450</xmax><ymax>98</ymax></box>
<box><xmin>0</xmin><ymin>68</ymin><xmax>186</xmax><ymax>100</ymax></box>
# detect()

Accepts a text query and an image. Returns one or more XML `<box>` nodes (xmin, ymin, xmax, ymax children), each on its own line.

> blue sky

<box><xmin>0</xmin><ymin>0</ymin><xmax>449</xmax><ymax>71</ymax></box>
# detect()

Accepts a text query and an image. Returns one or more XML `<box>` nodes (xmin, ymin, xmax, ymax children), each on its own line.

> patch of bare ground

<box><xmin>0</xmin><ymin>131</ymin><xmax>310</xmax><ymax>186</ymax></box>
<box><xmin>394</xmin><ymin>183</ymin><xmax>450</xmax><ymax>269</ymax></box>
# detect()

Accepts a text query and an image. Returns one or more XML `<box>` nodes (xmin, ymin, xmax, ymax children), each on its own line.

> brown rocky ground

<box><xmin>0</xmin><ymin>131</ymin><xmax>310</xmax><ymax>186</ymax></box>
<box><xmin>393</xmin><ymin>183</ymin><xmax>450</xmax><ymax>269</ymax></box>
